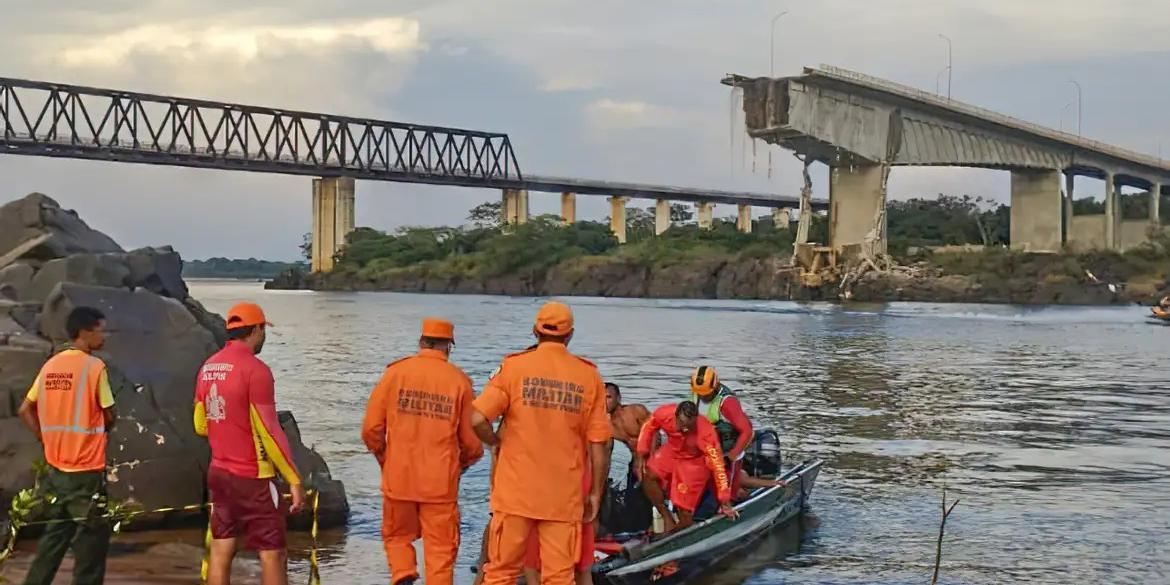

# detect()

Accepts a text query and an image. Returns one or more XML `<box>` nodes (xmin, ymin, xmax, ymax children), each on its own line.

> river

<box><xmin>188</xmin><ymin>281</ymin><xmax>1170</xmax><ymax>585</ymax></box>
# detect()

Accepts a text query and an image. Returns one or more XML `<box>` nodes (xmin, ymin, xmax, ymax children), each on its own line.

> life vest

<box><xmin>693</xmin><ymin>384</ymin><xmax>739</xmax><ymax>454</ymax></box>
<box><xmin>36</xmin><ymin>350</ymin><xmax>109</xmax><ymax>472</ymax></box>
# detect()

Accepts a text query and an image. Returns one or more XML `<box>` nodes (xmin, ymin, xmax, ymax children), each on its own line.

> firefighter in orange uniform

<box><xmin>17</xmin><ymin>307</ymin><xmax>117</xmax><ymax>585</ymax></box>
<box><xmin>471</xmin><ymin>301</ymin><xmax>612</xmax><ymax>585</ymax></box>
<box><xmin>361</xmin><ymin>318</ymin><xmax>484</xmax><ymax>585</ymax></box>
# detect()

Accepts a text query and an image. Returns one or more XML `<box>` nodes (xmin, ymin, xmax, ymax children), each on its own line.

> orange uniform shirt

<box><xmin>473</xmin><ymin>342</ymin><xmax>612</xmax><ymax>523</ymax></box>
<box><xmin>361</xmin><ymin>348</ymin><xmax>484</xmax><ymax>503</ymax></box>
<box><xmin>637</xmin><ymin>403</ymin><xmax>733</xmax><ymax>504</ymax></box>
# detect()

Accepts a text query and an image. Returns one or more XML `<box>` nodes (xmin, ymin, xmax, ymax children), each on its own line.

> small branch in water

<box><xmin>930</xmin><ymin>488</ymin><xmax>960</xmax><ymax>585</ymax></box>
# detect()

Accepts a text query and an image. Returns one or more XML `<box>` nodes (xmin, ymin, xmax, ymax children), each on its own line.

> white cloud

<box><xmin>586</xmin><ymin>99</ymin><xmax>679</xmax><ymax>129</ymax></box>
<box><xmin>57</xmin><ymin>18</ymin><xmax>423</xmax><ymax>68</ymax></box>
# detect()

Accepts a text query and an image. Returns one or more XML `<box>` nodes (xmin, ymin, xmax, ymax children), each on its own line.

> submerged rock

<box><xmin>0</xmin><ymin>193</ymin><xmax>348</xmax><ymax>529</ymax></box>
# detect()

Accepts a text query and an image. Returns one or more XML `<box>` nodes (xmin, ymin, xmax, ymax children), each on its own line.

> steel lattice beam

<box><xmin>0</xmin><ymin>77</ymin><xmax>521</xmax><ymax>186</ymax></box>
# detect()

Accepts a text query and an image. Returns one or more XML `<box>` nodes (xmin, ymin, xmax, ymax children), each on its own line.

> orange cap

<box><xmin>225</xmin><ymin>302</ymin><xmax>272</xmax><ymax>330</ymax></box>
<box><xmin>534</xmin><ymin>301</ymin><xmax>574</xmax><ymax>336</ymax></box>
<box><xmin>421</xmin><ymin>318</ymin><xmax>455</xmax><ymax>340</ymax></box>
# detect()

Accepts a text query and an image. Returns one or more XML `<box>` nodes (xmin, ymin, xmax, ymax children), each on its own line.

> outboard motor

<box><xmin>743</xmin><ymin>429</ymin><xmax>782</xmax><ymax>478</ymax></box>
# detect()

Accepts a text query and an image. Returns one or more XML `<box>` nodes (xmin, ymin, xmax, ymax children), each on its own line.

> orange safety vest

<box><xmin>36</xmin><ymin>351</ymin><xmax>109</xmax><ymax>472</ymax></box>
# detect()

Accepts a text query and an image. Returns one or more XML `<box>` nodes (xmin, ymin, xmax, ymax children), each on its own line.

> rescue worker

<box><xmin>193</xmin><ymin>302</ymin><xmax>306</xmax><ymax>585</ymax></box>
<box><xmin>689</xmin><ymin>366</ymin><xmax>753</xmax><ymax>499</ymax></box>
<box><xmin>17</xmin><ymin>307</ymin><xmax>117</xmax><ymax>585</ymax></box>
<box><xmin>471</xmin><ymin>301</ymin><xmax>612</xmax><ymax>585</ymax></box>
<box><xmin>523</xmin><ymin>449</ymin><xmax>595</xmax><ymax>585</ymax></box>
<box><xmin>636</xmin><ymin>401</ymin><xmax>736</xmax><ymax>533</ymax></box>
<box><xmin>361</xmin><ymin>318</ymin><xmax>484</xmax><ymax>585</ymax></box>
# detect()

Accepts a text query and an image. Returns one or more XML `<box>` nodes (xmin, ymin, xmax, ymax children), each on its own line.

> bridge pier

<box><xmin>1009</xmin><ymin>169</ymin><xmax>1063</xmax><ymax>253</ymax></box>
<box><xmin>560</xmin><ymin>192</ymin><xmax>577</xmax><ymax>224</ymax></box>
<box><xmin>1104</xmin><ymin>172</ymin><xmax>1118</xmax><ymax>250</ymax></box>
<box><xmin>773</xmin><ymin>207</ymin><xmax>791</xmax><ymax>230</ymax></box>
<box><xmin>310</xmin><ymin>177</ymin><xmax>356</xmax><ymax>273</ymax></box>
<box><xmin>1151</xmin><ymin>183</ymin><xmax>1162</xmax><ymax>226</ymax></box>
<box><xmin>736</xmin><ymin>204</ymin><xmax>752</xmax><ymax>233</ymax></box>
<box><xmin>609</xmin><ymin>197</ymin><xmax>629</xmax><ymax>243</ymax></box>
<box><xmin>829</xmin><ymin>164</ymin><xmax>887</xmax><ymax>255</ymax></box>
<box><xmin>502</xmin><ymin>189</ymin><xmax>529</xmax><ymax>226</ymax></box>
<box><xmin>697</xmin><ymin>201</ymin><xmax>715</xmax><ymax>230</ymax></box>
<box><xmin>655</xmin><ymin>199</ymin><xmax>671</xmax><ymax>235</ymax></box>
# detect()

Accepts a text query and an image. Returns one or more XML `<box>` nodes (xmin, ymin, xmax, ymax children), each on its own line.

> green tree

<box><xmin>468</xmin><ymin>201</ymin><xmax>503</xmax><ymax>229</ymax></box>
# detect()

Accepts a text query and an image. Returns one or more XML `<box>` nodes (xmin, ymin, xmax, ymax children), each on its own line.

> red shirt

<box><xmin>637</xmin><ymin>403</ymin><xmax>732</xmax><ymax>503</ymax></box>
<box><xmin>193</xmin><ymin>341</ymin><xmax>301</xmax><ymax>485</ymax></box>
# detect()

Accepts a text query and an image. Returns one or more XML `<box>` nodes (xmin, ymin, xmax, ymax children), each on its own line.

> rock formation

<box><xmin>0</xmin><ymin>194</ymin><xmax>347</xmax><ymax>529</ymax></box>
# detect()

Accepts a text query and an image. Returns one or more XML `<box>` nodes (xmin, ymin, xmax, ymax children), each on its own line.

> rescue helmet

<box><xmin>690</xmin><ymin>365</ymin><xmax>719</xmax><ymax>398</ymax></box>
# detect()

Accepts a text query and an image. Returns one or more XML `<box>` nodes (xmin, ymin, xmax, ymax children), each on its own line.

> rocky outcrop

<box><xmin>0</xmin><ymin>193</ymin><xmax>347</xmax><ymax>529</ymax></box>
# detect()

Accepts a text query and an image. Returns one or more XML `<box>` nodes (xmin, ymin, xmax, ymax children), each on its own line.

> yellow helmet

<box><xmin>690</xmin><ymin>366</ymin><xmax>719</xmax><ymax>398</ymax></box>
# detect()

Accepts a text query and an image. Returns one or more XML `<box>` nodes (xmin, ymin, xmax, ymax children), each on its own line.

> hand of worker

<box><xmin>718</xmin><ymin>503</ymin><xmax>739</xmax><ymax>520</ymax></box>
<box><xmin>584</xmin><ymin>489</ymin><xmax>602</xmax><ymax>524</ymax></box>
<box><xmin>772</xmin><ymin>479</ymin><xmax>788</xmax><ymax>488</ymax></box>
<box><xmin>289</xmin><ymin>483</ymin><xmax>308</xmax><ymax>515</ymax></box>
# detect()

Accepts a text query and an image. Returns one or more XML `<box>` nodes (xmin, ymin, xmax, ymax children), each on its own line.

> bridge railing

<box><xmin>0</xmin><ymin>77</ymin><xmax>521</xmax><ymax>185</ymax></box>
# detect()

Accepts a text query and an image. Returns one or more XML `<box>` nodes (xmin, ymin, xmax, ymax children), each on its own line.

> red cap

<box><xmin>534</xmin><ymin>301</ymin><xmax>574</xmax><ymax>336</ymax></box>
<box><xmin>225</xmin><ymin>302</ymin><xmax>272</xmax><ymax>330</ymax></box>
<box><xmin>421</xmin><ymin>318</ymin><xmax>455</xmax><ymax>340</ymax></box>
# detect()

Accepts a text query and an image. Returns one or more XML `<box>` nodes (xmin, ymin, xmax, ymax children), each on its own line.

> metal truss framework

<box><xmin>0</xmin><ymin>77</ymin><xmax>522</xmax><ymax>186</ymax></box>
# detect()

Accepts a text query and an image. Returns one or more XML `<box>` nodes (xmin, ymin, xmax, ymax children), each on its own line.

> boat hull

<box><xmin>593</xmin><ymin>459</ymin><xmax>823</xmax><ymax>585</ymax></box>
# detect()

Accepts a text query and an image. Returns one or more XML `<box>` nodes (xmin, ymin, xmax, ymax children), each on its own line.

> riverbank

<box><xmin>268</xmin><ymin>248</ymin><xmax>1166</xmax><ymax>306</ymax></box>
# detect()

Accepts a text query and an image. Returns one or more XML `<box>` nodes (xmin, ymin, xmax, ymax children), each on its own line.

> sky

<box><xmin>1</xmin><ymin>0</ymin><xmax>1169</xmax><ymax>260</ymax></box>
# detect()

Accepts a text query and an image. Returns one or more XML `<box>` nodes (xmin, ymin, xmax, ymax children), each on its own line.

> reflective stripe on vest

<box><xmin>40</xmin><ymin>355</ymin><xmax>105</xmax><ymax>435</ymax></box>
<box><xmin>694</xmin><ymin>386</ymin><xmax>739</xmax><ymax>452</ymax></box>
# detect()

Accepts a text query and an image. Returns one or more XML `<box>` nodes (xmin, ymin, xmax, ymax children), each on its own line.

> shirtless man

<box><xmin>606</xmin><ymin>383</ymin><xmax>650</xmax><ymax>459</ymax></box>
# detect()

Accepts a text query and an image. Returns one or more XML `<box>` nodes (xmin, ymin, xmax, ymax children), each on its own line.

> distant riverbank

<box><xmin>267</xmin><ymin>248</ymin><xmax>1164</xmax><ymax>306</ymax></box>
<box><xmin>183</xmin><ymin>258</ymin><xmax>307</xmax><ymax>280</ymax></box>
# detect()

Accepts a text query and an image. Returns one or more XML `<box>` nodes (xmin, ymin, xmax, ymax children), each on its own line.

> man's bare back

<box><xmin>611</xmin><ymin>403</ymin><xmax>650</xmax><ymax>451</ymax></box>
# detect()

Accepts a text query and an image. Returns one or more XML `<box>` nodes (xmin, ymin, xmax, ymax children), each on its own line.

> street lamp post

<box><xmin>770</xmin><ymin>11</ymin><xmax>788</xmax><ymax>76</ymax></box>
<box><xmin>1068</xmin><ymin>80</ymin><xmax>1083</xmax><ymax>137</ymax></box>
<box><xmin>938</xmin><ymin>34</ymin><xmax>953</xmax><ymax>99</ymax></box>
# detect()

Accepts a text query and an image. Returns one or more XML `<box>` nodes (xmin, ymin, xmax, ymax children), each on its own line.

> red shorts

<box><xmin>208</xmin><ymin>466</ymin><xmax>287</xmax><ymax>551</ymax></box>
<box><xmin>648</xmin><ymin>450</ymin><xmax>710</xmax><ymax>513</ymax></box>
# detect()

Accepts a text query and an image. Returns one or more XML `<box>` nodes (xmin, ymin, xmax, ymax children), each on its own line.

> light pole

<box><xmin>1068</xmin><ymin>79</ymin><xmax>1083</xmax><ymax>137</ymax></box>
<box><xmin>771</xmin><ymin>11</ymin><xmax>788</xmax><ymax>76</ymax></box>
<box><xmin>938</xmin><ymin>34</ymin><xmax>953</xmax><ymax>99</ymax></box>
<box><xmin>1059</xmin><ymin>102</ymin><xmax>1073</xmax><ymax>132</ymax></box>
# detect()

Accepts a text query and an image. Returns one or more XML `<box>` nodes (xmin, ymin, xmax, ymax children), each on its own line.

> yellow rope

<box><xmin>2</xmin><ymin>490</ymin><xmax>321</xmax><ymax>583</ymax></box>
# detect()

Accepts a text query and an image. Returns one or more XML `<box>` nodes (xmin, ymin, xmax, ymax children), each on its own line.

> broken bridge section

<box><xmin>725</xmin><ymin>65</ymin><xmax>1170</xmax><ymax>254</ymax></box>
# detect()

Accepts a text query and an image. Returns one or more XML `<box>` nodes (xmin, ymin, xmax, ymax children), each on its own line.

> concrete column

<box><xmin>1009</xmin><ymin>169</ymin><xmax>1063</xmax><ymax>253</ymax></box>
<box><xmin>697</xmin><ymin>201</ymin><xmax>715</xmax><ymax>230</ymax></box>
<box><xmin>560</xmin><ymin>192</ymin><xmax>577</xmax><ymax>225</ymax></box>
<box><xmin>829</xmin><ymin>164</ymin><xmax>887</xmax><ymax>253</ymax></box>
<box><xmin>608</xmin><ymin>197</ymin><xmax>629</xmax><ymax>243</ymax></box>
<box><xmin>1104</xmin><ymin>172</ymin><xmax>1117</xmax><ymax>250</ymax></box>
<box><xmin>736</xmin><ymin>203</ymin><xmax>752</xmax><ymax>233</ymax></box>
<box><xmin>773</xmin><ymin>207</ymin><xmax>791</xmax><ymax>230</ymax></box>
<box><xmin>1150</xmin><ymin>182</ymin><xmax>1161</xmax><ymax>226</ymax></box>
<box><xmin>655</xmin><ymin>199</ymin><xmax>671</xmax><ymax>235</ymax></box>
<box><xmin>310</xmin><ymin>176</ymin><xmax>356</xmax><ymax>273</ymax></box>
<box><xmin>1063</xmin><ymin>173</ymin><xmax>1075</xmax><ymax>244</ymax></box>
<box><xmin>502</xmin><ymin>189</ymin><xmax>529</xmax><ymax>226</ymax></box>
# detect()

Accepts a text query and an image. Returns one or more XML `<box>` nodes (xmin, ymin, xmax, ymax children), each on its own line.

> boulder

<box><xmin>24</xmin><ymin>254</ymin><xmax>131</xmax><ymax>302</ymax></box>
<box><xmin>126</xmin><ymin>247</ymin><xmax>188</xmax><ymax>300</ymax></box>
<box><xmin>0</xmin><ymin>194</ymin><xmax>123</xmax><ymax>260</ymax></box>
<box><xmin>279</xmin><ymin>412</ymin><xmax>349</xmax><ymax>528</ymax></box>
<box><xmin>0</xmin><ymin>345</ymin><xmax>49</xmax><ymax>419</ymax></box>
<box><xmin>0</xmin><ymin>263</ymin><xmax>35</xmax><ymax>300</ymax></box>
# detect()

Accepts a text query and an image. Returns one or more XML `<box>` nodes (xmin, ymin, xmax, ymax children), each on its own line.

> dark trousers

<box><xmin>22</xmin><ymin>468</ymin><xmax>109</xmax><ymax>585</ymax></box>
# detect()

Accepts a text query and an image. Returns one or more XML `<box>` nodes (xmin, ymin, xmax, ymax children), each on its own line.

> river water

<box><xmin>188</xmin><ymin>281</ymin><xmax>1170</xmax><ymax>585</ymax></box>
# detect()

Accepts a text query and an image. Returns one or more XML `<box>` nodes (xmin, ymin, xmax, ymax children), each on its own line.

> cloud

<box><xmin>56</xmin><ymin>18</ymin><xmax>422</xmax><ymax>68</ymax></box>
<box><xmin>585</xmin><ymin>99</ymin><xmax>680</xmax><ymax>129</ymax></box>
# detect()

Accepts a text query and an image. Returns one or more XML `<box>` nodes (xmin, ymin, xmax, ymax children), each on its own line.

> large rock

<box><xmin>0</xmin><ymin>193</ymin><xmax>348</xmax><ymax>530</ymax></box>
<box><xmin>0</xmin><ymin>194</ymin><xmax>122</xmax><ymax>261</ymax></box>
<box><xmin>24</xmin><ymin>254</ymin><xmax>131</xmax><ymax>302</ymax></box>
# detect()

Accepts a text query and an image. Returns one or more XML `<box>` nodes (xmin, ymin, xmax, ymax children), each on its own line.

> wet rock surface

<box><xmin>0</xmin><ymin>193</ymin><xmax>348</xmax><ymax>529</ymax></box>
